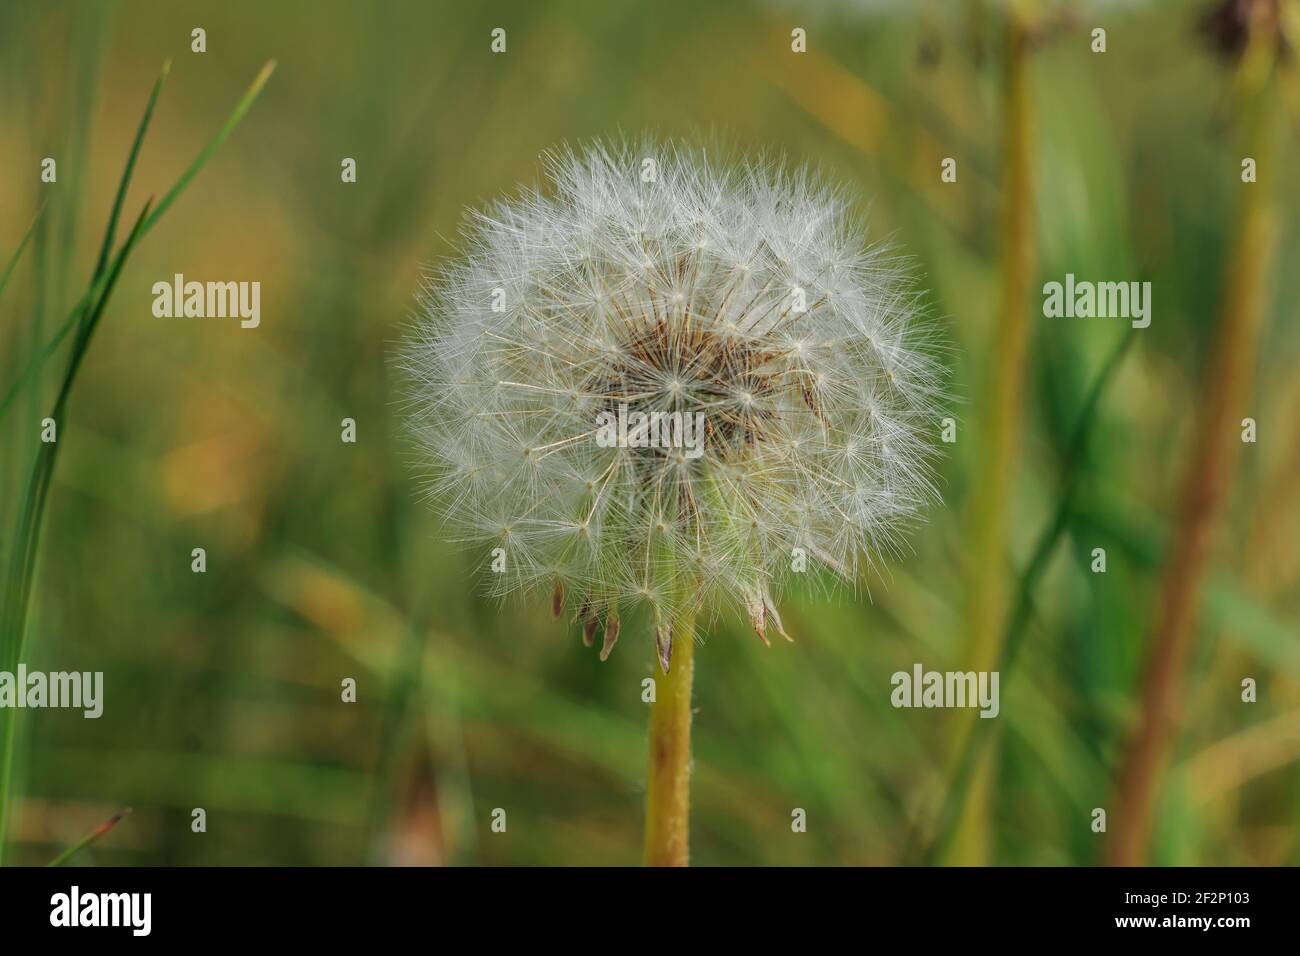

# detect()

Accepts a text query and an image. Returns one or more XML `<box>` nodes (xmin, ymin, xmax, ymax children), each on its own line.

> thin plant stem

<box><xmin>910</xmin><ymin>327</ymin><xmax>1136</xmax><ymax>864</ymax></box>
<box><xmin>0</xmin><ymin>60</ymin><xmax>274</xmax><ymax>425</ymax></box>
<box><xmin>644</xmin><ymin>607</ymin><xmax>697</xmax><ymax>867</ymax></box>
<box><xmin>0</xmin><ymin>203</ymin><xmax>45</xmax><ymax>302</ymax></box>
<box><xmin>947</xmin><ymin>9</ymin><xmax>1035</xmax><ymax>865</ymax></box>
<box><xmin>46</xmin><ymin>808</ymin><xmax>130</xmax><ymax>867</ymax></box>
<box><xmin>0</xmin><ymin>200</ymin><xmax>152</xmax><ymax>865</ymax></box>
<box><xmin>1105</xmin><ymin>24</ymin><xmax>1280</xmax><ymax>867</ymax></box>
<box><xmin>0</xmin><ymin>60</ymin><xmax>274</xmax><ymax>865</ymax></box>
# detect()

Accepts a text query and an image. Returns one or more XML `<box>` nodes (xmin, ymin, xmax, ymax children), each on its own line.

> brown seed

<box><xmin>551</xmin><ymin>580</ymin><xmax>565</xmax><ymax>618</ymax></box>
<box><xmin>655</xmin><ymin>623</ymin><xmax>673</xmax><ymax>674</ymax></box>
<box><xmin>599</xmin><ymin>613</ymin><xmax>620</xmax><ymax>662</ymax></box>
<box><xmin>577</xmin><ymin>598</ymin><xmax>595</xmax><ymax>646</ymax></box>
<box><xmin>744</xmin><ymin>589</ymin><xmax>771</xmax><ymax>646</ymax></box>
<box><xmin>764</xmin><ymin>592</ymin><xmax>792</xmax><ymax>643</ymax></box>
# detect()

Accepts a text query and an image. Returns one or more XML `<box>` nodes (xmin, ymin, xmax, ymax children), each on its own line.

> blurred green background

<box><xmin>1</xmin><ymin>0</ymin><xmax>1297</xmax><ymax>865</ymax></box>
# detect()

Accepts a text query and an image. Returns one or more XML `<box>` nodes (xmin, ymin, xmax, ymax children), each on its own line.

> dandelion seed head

<box><xmin>400</xmin><ymin>141</ymin><xmax>946</xmax><ymax>651</ymax></box>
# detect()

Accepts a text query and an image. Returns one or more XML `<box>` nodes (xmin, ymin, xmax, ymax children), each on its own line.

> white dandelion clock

<box><xmin>400</xmin><ymin>141</ymin><xmax>945</xmax><ymax>864</ymax></box>
<box><xmin>401</xmin><ymin>142</ymin><xmax>944</xmax><ymax>662</ymax></box>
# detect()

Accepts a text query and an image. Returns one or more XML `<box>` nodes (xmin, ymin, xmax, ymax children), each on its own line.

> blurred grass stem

<box><xmin>1105</xmin><ymin>20</ymin><xmax>1280</xmax><ymax>866</ymax></box>
<box><xmin>947</xmin><ymin>10</ymin><xmax>1035</xmax><ymax>865</ymax></box>
<box><xmin>0</xmin><ymin>60</ymin><xmax>274</xmax><ymax>865</ymax></box>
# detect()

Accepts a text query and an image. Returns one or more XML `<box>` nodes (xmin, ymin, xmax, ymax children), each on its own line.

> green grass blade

<box><xmin>46</xmin><ymin>807</ymin><xmax>131</xmax><ymax>867</ymax></box>
<box><xmin>0</xmin><ymin>201</ymin><xmax>151</xmax><ymax>865</ymax></box>
<box><xmin>0</xmin><ymin>202</ymin><xmax>46</xmax><ymax>304</ymax></box>
<box><xmin>92</xmin><ymin>60</ymin><xmax>170</xmax><ymax>281</ymax></box>
<box><xmin>0</xmin><ymin>58</ymin><xmax>274</xmax><ymax>865</ymax></box>
<box><xmin>141</xmin><ymin>59</ymin><xmax>275</xmax><ymax>234</ymax></box>
<box><xmin>2</xmin><ymin>197</ymin><xmax>152</xmax><ymax>653</ymax></box>
<box><xmin>0</xmin><ymin>60</ymin><xmax>275</xmax><ymax>426</ymax></box>
<box><xmin>0</xmin><ymin>275</ymin><xmax>107</xmax><ymax>422</ymax></box>
<box><xmin>910</xmin><ymin>327</ymin><xmax>1138</xmax><ymax>865</ymax></box>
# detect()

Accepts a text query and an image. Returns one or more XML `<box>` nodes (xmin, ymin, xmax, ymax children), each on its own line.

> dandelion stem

<box><xmin>644</xmin><ymin>606</ymin><xmax>697</xmax><ymax>867</ymax></box>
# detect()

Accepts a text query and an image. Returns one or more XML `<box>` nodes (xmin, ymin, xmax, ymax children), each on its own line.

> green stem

<box><xmin>948</xmin><ymin>9</ymin><xmax>1035</xmax><ymax>865</ymax></box>
<box><xmin>0</xmin><ymin>60</ymin><xmax>274</xmax><ymax>865</ymax></box>
<box><xmin>910</xmin><ymin>328</ymin><xmax>1136</xmax><ymax>864</ymax></box>
<box><xmin>46</xmin><ymin>808</ymin><xmax>130</xmax><ymax>866</ymax></box>
<box><xmin>644</xmin><ymin>606</ymin><xmax>697</xmax><ymax>867</ymax></box>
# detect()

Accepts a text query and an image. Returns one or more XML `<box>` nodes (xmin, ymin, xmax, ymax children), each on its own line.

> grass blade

<box><xmin>0</xmin><ymin>60</ymin><xmax>275</xmax><ymax>426</ymax></box>
<box><xmin>0</xmin><ymin>268</ymin><xmax>115</xmax><ymax>422</ymax></box>
<box><xmin>92</xmin><ymin>61</ymin><xmax>170</xmax><ymax>281</ymax></box>
<box><xmin>46</xmin><ymin>807</ymin><xmax>131</xmax><ymax>867</ymax></box>
<box><xmin>0</xmin><ymin>200</ymin><xmax>152</xmax><ymax>864</ymax></box>
<box><xmin>141</xmin><ymin>59</ymin><xmax>275</xmax><ymax>234</ymax></box>
<box><xmin>0</xmin><ymin>59</ymin><xmax>275</xmax><ymax>864</ymax></box>
<box><xmin>0</xmin><ymin>202</ymin><xmax>47</xmax><ymax>304</ymax></box>
<box><xmin>910</xmin><ymin>327</ymin><xmax>1138</xmax><ymax>864</ymax></box>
